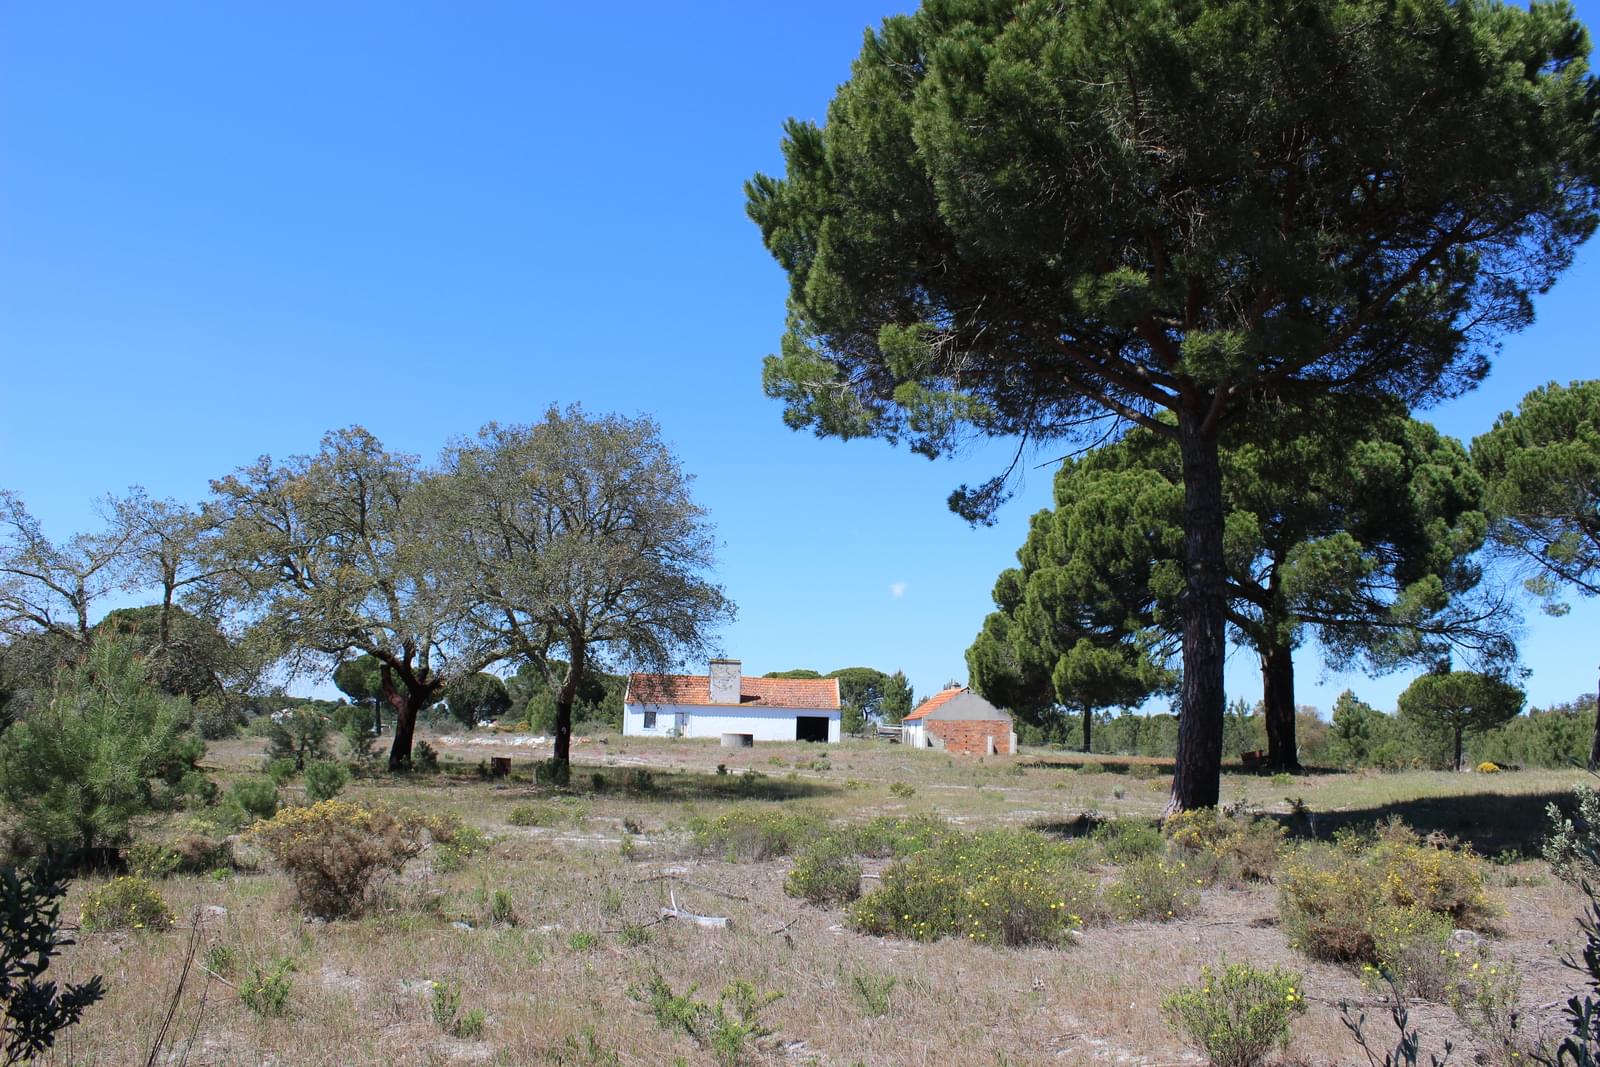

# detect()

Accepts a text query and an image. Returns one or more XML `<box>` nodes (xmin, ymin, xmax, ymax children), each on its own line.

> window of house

<box><xmin>643</xmin><ymin>710</ymin><xmax>657</xmax><ymax>729</ymax></box>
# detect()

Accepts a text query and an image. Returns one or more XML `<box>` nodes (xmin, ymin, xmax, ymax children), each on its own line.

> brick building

<box><xmin>901</xmin><ymin>686</ymin><xmax>1016</xmax><ymax>756</ymax></box>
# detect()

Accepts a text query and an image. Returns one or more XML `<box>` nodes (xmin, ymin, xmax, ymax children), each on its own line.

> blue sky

<box><xmin>2</xmin><ymin>0</ymin><xmax>1596</xmax><ymax>717</ymax></box>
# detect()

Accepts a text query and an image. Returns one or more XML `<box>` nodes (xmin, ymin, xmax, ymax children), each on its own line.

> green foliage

<box><xmin>431</xmin><ymin>980</ymin><xmax>486</xmax><ymax>1039</ymax></box>
<box><xmin>1474</xmin><ymin>379</ymin><xmax>1600</xmax><ymax>607</ymax></box>
<box><xmin>632</xmin><ymin>972</ymin><xmax>781</xmax><ymax>1067</ymax></box>
<box><xmin>0</xmin><ymin>638</ymin><xmax>195</xmax><ymax>858</ymax></box>
<box><xmin>1163</xmin><ymin>809</ymin><xmax>1285</xmax><ymax>885</ymax></box>
<box><xmin>880</xmin><ymin>671</ymin><xmax>914</xmax><ymax>724</ymax></box>
<box><xmin>303</xmin><ymin>759</ymin><xmax>349</xmax><ymax>803</ymax></box>
<box><xmin>414</xmin><ymin>739</ymin><xmax>439</xmax><ymax>773</ymax></box>
<box><xmin>125</xmin><ymin>841</ymin><xmax>182</xmax><ymax>879</ymax></box>
<box><xmin>1091</xmin><ymin>819</ymin><xmax>1164</xmax><ymax>864</ymax></box>
<box><xmin>1476</xmin><ymin>694</ymin><xmax>1597</xmax><ymax>769</ymax></box>
<box><xmin>849</xmin><ymin>970</ymin><xmax>896</xmax><ymax>1018</ymax></box>
<box><xmin>430</xmin><ymin>817</ymin><xmax>489</xmax><ymax>873</ymax></box>
<box><xmin>222</xmin><ymin>778</ymin><xmax>279</xmax><ymax>830</ymax></box>
<box><xmin>331</xmin><ymin>655</ymin><xmax>384</xmax><ymax>711</ymax></box>
<box><xmin>851</xmin><ymin>829</ymin><xmax>1097</xmax><ymax>945</ymax></box>
<box><xmin>264</xmin><ymin>706</ymin><xmax>334</xmax><ymax>771</ymax></box>
<box><xmin>239</xmin><ymin>957</ymin><xmax>294</xmax><ymax>1017</ymax></box>
<box><xmin>1546</xmin><ymin>786</ymin><xmax>1600</xmax><ymax>887</ymax></box>
<box><xmin>783</xmin><ymin>840</ymin><xmax>862</xmax><ymax>906</ymax></box>
<box><xmin>80</xmin><ymin>876</ymin><xmax>173</xmax><ymax>932</ymax></box>
<box><xmin>507</xmin><ymin>803</ymin><xmax>558</xmax><ymax>827</ymax></box>
<box><xmin>1108</xmin><ymin>857</ymin><xmax>1200</xmax><ymax>922</ymax></box>
<box><xmin>443</xmin><ymin>672</ymin><xmax>512</xmax><ymax>728</ymax></box>
<box><xmin>1162</xmin><ymin>961</ymin><xmax>1306</xmax><ymax>1067</ymax></box>
<box><xmin>0</xmin><ymin>862</ymin><xmax>104</xmax><ymax>1066</ymax></box>
<box><xmin>687</xmin><ymin>810</ymin><xmax>828</xmax><ymax>862</ymax></box>
<box><xmin>263</xmin><ymin>757</ymin><xmax>298</xmax><ymax>785</ymax></box>
<box><xmin>1397</xmin><ymin>671</ymin><xmax>1525</xmax><ymax>770</ymax></box>
<box><xmin>888</xmin><ymin>781</ymin><xmax>915</xmax><ymax>798</ymax></box>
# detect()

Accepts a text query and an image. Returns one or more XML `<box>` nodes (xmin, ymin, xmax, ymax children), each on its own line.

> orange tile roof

<box><xmin>626</xmin><ymin>674</ymin><xmax>841</xmax><ymax>710</ymax></box>
<box><xmin>904</xmin><ymin>686</ymin><xmax>966</xmax><ymax>721</ymax></box>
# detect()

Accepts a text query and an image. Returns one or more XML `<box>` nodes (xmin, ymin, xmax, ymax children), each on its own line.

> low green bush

<box><xmin>239</xmin><ymin>957</ymin><xmax>294</xmax><ymax>1017</ymax></box>
<box><xmin>80</xmin><ymin>876</ymin><xmax>174</xmax><ymax>933</ymax></box>
<box><xmin>221</xmin><ymin>778</ymin><xmax>279</xmax><ymax>830</ymax></box>
<box><xmin>784</xmin><ymin>840</ymin><xmax>861</xmax><ymax>905</ymax></box>
<box><xmin>303</xmin><ymin>760</ymin><xmax>349</xmax><ymax>803</ymax></box>
<box><xmin>1108</xmin><ymin>857</ymin><xmax>1200</xmax><ymax>922</ymax></box>
<box><xmin>850</xmin><ymin>828</ymin><xmax>1098</xmax><ymax>945</ymax></box>
<box><xmin>507</xmin><ymin>802</ymin><xmax>558</xmax><ymax>827</ymax></box>
<box><xmin>1091</xmin><ymin>818</ymin><xmax>1164</xmax><ymax>864</ymax></box>
<box><xmin>1162</xmin><ymin>961</ymin><xmax>1306</xmax><ymax>1067</ymax></box>
<box><xmin>686</xmin><ymin>809</ymin><xmax>828</xmax><ymax>862</ymax></box>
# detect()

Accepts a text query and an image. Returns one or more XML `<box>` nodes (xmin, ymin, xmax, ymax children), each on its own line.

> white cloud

<box><xmin>889</xmin><ymin>581</ymin><xmax>908</xmax><ymax>599</ymax></box>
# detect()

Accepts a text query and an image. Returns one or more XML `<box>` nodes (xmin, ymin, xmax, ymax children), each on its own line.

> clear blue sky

<box><xmin>2</xmin><ymin>1</ymin><xmax>1596</xmax><ymax>717</ymax></box>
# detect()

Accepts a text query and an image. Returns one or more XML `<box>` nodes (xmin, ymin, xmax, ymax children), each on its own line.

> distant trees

<box><xmin>763</xmin><ymin>665</ymin><xmax>915</xmax><ymax>733</ymax></box>
<box><xmin>1397</xmin><ymin>670</ymin><xmax>1525</xmax><ymax>772</ymax></box>
<box><xmin>0</xmin><ymin>491</ymin><xmax>129</xmax><ymax>645</ymax></box>
<box><xmin>881</xmin><ymin>672</ymin><xmax>914</xmax><ymax>725</ymax></box>
<box><xmin>443</xmin><ymin>672</ymin><xmax>511</xmax><ymax>728</ymax></box>
<box><xmin>749</xmin><ymin>0</ymin><xmax>1599</xmax><ymax>810</ymax></box>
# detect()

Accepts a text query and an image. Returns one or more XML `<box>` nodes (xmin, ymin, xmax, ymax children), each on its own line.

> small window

<box><xmin>643</xmin><ymin>710</ymin><xmax>657</xmax><ymax>729</ymax></box>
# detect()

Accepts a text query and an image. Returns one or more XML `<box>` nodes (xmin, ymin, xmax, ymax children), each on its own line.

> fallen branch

<box><xmin>660</xmin><ymin>891</ymin><xmax>728</xmax><ymax>928</ymax></box>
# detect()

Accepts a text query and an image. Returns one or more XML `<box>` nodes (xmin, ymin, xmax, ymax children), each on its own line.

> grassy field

<box><xmin>33</xmin><ymin>729</ymin><xmax>1595</xmax><ymax>1066</ymax></box>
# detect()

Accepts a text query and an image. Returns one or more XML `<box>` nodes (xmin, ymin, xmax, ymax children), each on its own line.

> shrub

<box><xmin>850</xmin><ymin>970</ymin><xmax>896</xmax><ymax>1017</ymax></box>
<box><xmin>239</xmin><ymin>957</ymin><xmax>294</xmax><ymax>1017</ymax></box>
<box><xmin>263</xmin><ymin>757</ymin><xmax>299</xmax><ymax>785</ymax></box>
<box><xmin>80</xmin><ymin>876</ymin><xmax>174</xmax><ymax>932</ymax></box>
<box><xmin>1092</xmin><ymin>818</ymin><xmax>1164</xmax><ymax>864</ymax></box>
<box><xmin>1108</xmin><ymin>857</ymin><xmax>1200</xmax><ymax>922</ymax></box>
<box><xmin>431</xmin><ymin>980</ymin><xmax>486</xmax><ymax>1039</ymax></box>
<box><xmin>507</xmin><ymin>803</ymin><xmax>557</xmax><ymax>827</ymax></box>
<box><xmin>0</xmin><ymin>639</ymin><xmax>194</xmax><ymax>858</ymax></box>
<box><xmin>623</xmin><ymin>768</ymin><xmax>656</xmax><ymax>794</ymax></box>
<box><xmin>1371</xmin><ymin>823</ymin><xmax>1492</xmax><ymax>928</ymax></box>
<box><xmin>126</xmin><ymin>840</ymin><xmax>182</xmax><ymax>879</ymax></box>
<box><xmin>849</xmin><ymin>814</ymin><xmax>951</xmax><ymax>857</ymax></box>
<box><xmin>784</xmin><ymin>840</ymin><xmax>862</xmax><ymax>905</ymax></box>
<box><xmin>1476</xmin><ymin>761</ymin><xmax>1501</xmax><ymax>773</ymax></box>
<box><xmin>631</xmin><ymin>972</ymin><xmax>781</xmax><ymax>1067</ymax></box>
<box><xmin>851</xmin><ymin>828</ymin><xmax>1098</xmax><ymax>945</ymax></box>
<box><xmin>1366</xmin><ymin>905</ymin><xmax>1455</xmax><ymax>1001</ymax></box>
<box><xmin>0</xmin><ymin>862</ymin><xmax>104</xmax><ymax>1065</ymax></box>
<box><xmin>248</xmin><ymin>800</ymin><xmax>432</xmax><ymax>918</ymax></box>
<box><xmin>533</xmin><ymin>756</ymin><xmax>568</xmax><ymax>786</ymax></box>
<box><xmin>1162</xmin><ymin>961</ymin><xmax>1306</xmax><ymax>1067</ymax></box>
<box><xmin>414</xmin><ymin>740</ymin><xmax>441</xmax><ymax>773</ymax></box>
<box><xmin>1545</xmin><ymin>785</ymin><xmax>1600</xmax><ymax>886</ymax></box>
<box><xmin>428</xmin><ymin>814</ymin><xmax>489</xmax><ymax>872</ymax></box>
<box><xmin>1165</xmin><ymin>809</ymin><xmax>1285</xmax><ymax>884</ymax></box>
<box><xmin>264</xmin><ymin>707</ymin><xmax>333</xmax><ymax>771</ymax></box>
<box><xmin>888</xmin><ymin>781</ymin><xmax>915</xmax><ymax>798</ymax></box>
<box><xmin>1278</xmin><ymin>851</ymin><xmax>1384</xmax><ymax>962</ymax></box>
<box><xmin>303</xmin><ymin>759</ymin><xmax>349</xmax><ymax>803</ymax></box>
<box><xmin>687</xmin><ymin>809</ymin><xmax>828</xmax><ymax>862</ymax></box>
<box><xmin>221</xmin><ymin>778</ymin><xmax>279</xmax><ymax>830</ymax></box>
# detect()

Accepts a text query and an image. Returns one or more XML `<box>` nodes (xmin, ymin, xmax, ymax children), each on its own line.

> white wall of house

<box><xmin>623</xmin><ymin>702</ymin><xmax>841</xmax><ymax>742</ymax></box>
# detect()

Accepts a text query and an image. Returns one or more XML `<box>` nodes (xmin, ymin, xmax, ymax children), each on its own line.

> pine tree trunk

<box><xmin>1081</xmin><ymin>705</ymin><xmax>1092</xmax><ymax>753</ymax></box>
<box><xmin>1168</xmin><ymin>410</ymin><xmax>1227</xmax><ymax>814</ymax></box>
<box><xmin>1453</xmin><ymin>724</ymin><xmax>1464</xmax><ymax>772</ymax></box>
<box><xmin>1261</xmin><ymin>640</ymin><xmax>1301</xmax><ymax>771</ymax></box>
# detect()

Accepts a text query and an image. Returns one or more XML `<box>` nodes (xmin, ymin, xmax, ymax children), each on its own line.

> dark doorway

<box><xmin>795</xmin><ymin>716</ymin><xmax>829</xmax><ymax>742</ymax></box>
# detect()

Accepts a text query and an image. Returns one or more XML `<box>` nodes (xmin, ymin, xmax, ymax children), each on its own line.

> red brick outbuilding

<box><xmin>901</xmin><ymin>687</ymin><xmax>1016</xmax><ymax>756</ymax></box>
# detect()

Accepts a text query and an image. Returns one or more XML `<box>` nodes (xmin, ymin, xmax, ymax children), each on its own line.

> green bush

<box><xmin>888</xmin><ymin>781</ymin><xmax>915</xmax><ymax>798</ymax></box>
<box><xmin>0</xmin><ymin>639</ymin><xmax>195</xmax><ymax>858</ymax></box>
<box><xmin>80</xmin><ymin>876</ymin><xmax>174</xmax><ymax>932</ymax></box>
<box><xmin>239</xmin><ymin>957</ymin><xmax>294</xmax><ymax>1017</ymax></box>
<box><xmin>303</xmin><ymin>760</ymin><xmax>349</xmax><ymax>803</ymax></box>
<box><xmin>507</xmin><ymin>802</ymin><xmax>558</xmax><ymax>827</ymax></box>
<box><xmin>687</xmin><ymin>809</ymin><xmax>828</xmax><ymax>862</ymax></box>
<box><xmin>264</xmin><ymin>707</ymin><xmax>333</xmax><ymax>771</ymax></box>
<box><xmin>1545</xmin><ymin>785</ymin><xmax>1600</xmax><ymax>886</ymax></box>
<box><xmin>1366</xmin><ymin>905</ymin><xmax>1455</xmax><ymax>1001</ymax></box>
<box><xmin>263</xmin><ymin>758</ymin><xmax>299</xmax><ymax>785</ymax></box>
<box><xmin>1092</xmin><ymin>818</ymin><xmax>1164</xmax><ymax>864</ymax></box>
<box><xmin>1164</xmin><ymin>809</ymin><xmax>1286</xmax><ymax>884</ymax></box>
<box><xmin>431</xmin><ymin>980</ymin><xmax>486</xmax><ymax>1039</ymax></box>
<box><xmin>850</xmin><ymin>828</ymin><xmax>1098</xmax><ymax>945</ymax></box>
<box><xmin>848</xmin><ymin>814</ymin><xmax>951</xmax><ymax>857</ymax></box>
<box><xmin>428</xmin><ymin>813</ymin><xmax>489</xmax><ymax>872</ymax></box>
<box><xmin>1108</xmin><ymin>857</ymin><xmax>1200</xmax><ymax>922</ymax></box>
<box><xmin>1162</xmin><ymin>961</ymin><xmax>1306</xmax><ymax>1067</ymax></box>
<box><xmin>784</xmin><ymin>840</ymin><xmax>862</xmax><ymax>905</ymax></box>
<box><xmin>222</xmin><ymin>778</ymin><xmax>279</xmax><ymax>829</ymax></box>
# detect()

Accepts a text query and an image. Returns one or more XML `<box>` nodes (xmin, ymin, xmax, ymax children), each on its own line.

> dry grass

<box><xmin>30</xmin><ymin>728</ymin><xmax>1594</xmax><ymax>1066</ymax></box>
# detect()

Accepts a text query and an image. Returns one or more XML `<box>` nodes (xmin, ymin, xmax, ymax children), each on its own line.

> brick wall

<box><xmin>928</xmin><ymin>719</ymin><xmax>1014</xmax><ymax>756</ymax></box>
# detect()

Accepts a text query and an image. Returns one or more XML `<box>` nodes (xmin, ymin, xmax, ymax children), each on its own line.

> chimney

<box><xmin>708</xmin><ymin>658</ymin><xmax>742</xmax><ymax>704</ymax></box>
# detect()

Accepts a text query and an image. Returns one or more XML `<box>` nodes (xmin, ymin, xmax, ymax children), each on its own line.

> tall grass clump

<box><xmin>850</xmin><ymin>828</ymin><xmax>1099</xmax><ymax>945</ymax></box>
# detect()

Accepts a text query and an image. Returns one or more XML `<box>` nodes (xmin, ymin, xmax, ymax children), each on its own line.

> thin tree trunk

<box><xmin>1453</xmin><ymin>724</ymin><xmax>1464</xmax><ymax>773</ymax></box>
<box><xmin>1168</xmin><ymin>410</ymin><xmax>1227</xmax><ymax>814</ymax></box>
<box><xmin>371</xmin><ymin>698</ymin><xmax>383</xmax><ymax>737</ymax></box>
<box><xmin>1261</xmin><ymin>640</ymin><xmax>1301</xmax><ymax>771</ymax></box>
<box><xmin>1082</xmin><ymin>705</ymin><xmax>1092</xmax><ymax>753</ymax></box>
<box><xmin>551</xmin><ymin>643</ymin><xmax>585</xmax><ymax>765</ymax></box>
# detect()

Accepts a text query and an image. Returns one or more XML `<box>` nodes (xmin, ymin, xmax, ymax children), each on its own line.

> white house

<box><xmin>623</xmin><ymin>659</ymin><xmax>842</xmax><ymax>743</ymax></box>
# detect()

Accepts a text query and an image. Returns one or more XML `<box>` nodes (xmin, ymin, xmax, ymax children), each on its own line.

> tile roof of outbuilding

<box><xmin>903</xmin><ymin>685</ymin><xmax>966</xmax><ymax>721</ymax></box>
<box><xmin>625</xmin><ymin>674</ymin><xmax>841</xmax><ymax>710</ymax></box>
